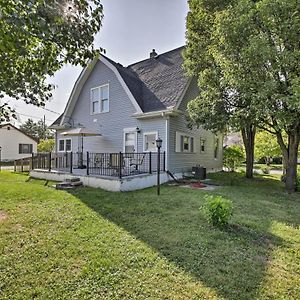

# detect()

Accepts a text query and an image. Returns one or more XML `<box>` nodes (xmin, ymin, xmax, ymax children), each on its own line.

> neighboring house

<box><xmin>0</xmin><ymin>123</ymin><xmax>37</xmax><ymax>161</ymax></box>
<box><xmin>50</xmin><ymin>47</ymin><xmax>223</xmax><ymax>176</ymax></box>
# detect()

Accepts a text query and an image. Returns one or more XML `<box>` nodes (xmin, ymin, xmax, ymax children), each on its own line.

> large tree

<box><xmin>184</xmin><ymin>0</ymin><xmax>257</xmax><ymax>179</ymax></box>
<box><xmin>0</xmin><ymin>0</ymin><xmax>103</xmax><ymax>122</ymax></box>
<box><xmin>185</xmin><ymin>0</ymin><xmax>300</xmax><ymax>192</ymax></box>
<box><xmin>20</xmin><ymin>118</ymin><xmax>54</xmax><ymax>141</ymax></box>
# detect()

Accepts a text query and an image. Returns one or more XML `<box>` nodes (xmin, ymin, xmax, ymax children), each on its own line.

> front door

<box><xmin>124</xmin><ymin>131</ymin><xmax>136</xmax><ymax>153</ymax></box>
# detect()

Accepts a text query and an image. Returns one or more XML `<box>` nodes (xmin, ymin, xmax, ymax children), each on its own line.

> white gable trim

<box><xmin>60</xmin><ymin>59</ymin><xmax>97</xmax><ymax>126</ymax></box>
<box><xmin>101</xmin><ymin>57</ymin><xmax>143</xmax><ymax>114</ymax></box>
<box><xmin>174</xmin><ymin>77</ymin><xmax>193</xmax><ymax>110</ymax></box>
<box><xmin>60</xmin><ymin>56</ymin><xmax>143</xmax><ymax>126</ymax></box>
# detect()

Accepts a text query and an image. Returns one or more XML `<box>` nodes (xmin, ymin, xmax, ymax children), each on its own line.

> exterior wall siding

<box><xmin>168</xmin><ymin>78</ymin><xmax>223</xmax><ymax>173</ymax></box>
<box><xmin>0</xmin><ymin>125</ymin><xmax>37</xmax><ymax>161</ymax></box>
<box><xmin>56</xmin><ymin>61</ymin><xmax>166</xmax><ymax>154</ymax></box>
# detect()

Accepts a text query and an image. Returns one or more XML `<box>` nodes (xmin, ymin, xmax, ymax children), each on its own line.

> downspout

<box><xmin>165</xmin><ymin>115</ymin><xmax>169</xmax><ymax>171</ymax></box>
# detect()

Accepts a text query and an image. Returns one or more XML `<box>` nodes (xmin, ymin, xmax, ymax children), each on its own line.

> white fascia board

<box><xmin>133</xmin><ymin>108</ymin><xmax>181</xmax><ymax>119</ymax></box>
<box><xmin>100</xmin><ymin>57</ymin><xmax>143</xmax><ymax>114</ymax></box>
<box><xmin>60</xmin><ymin>59</ymin><xmax>97</xmax><ymax>126</ymax></box>
<box><xmin>60</xmin><ymin>55</ymin><xmax>143</xmax><ymax>127</ymax></box>
<box><xmin>174</xmin><ymin>77</ymin><xmax>193</xmax><ymax>110</ymax></box>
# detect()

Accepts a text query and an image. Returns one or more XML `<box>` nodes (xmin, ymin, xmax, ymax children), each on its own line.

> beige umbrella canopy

<box><xmin>61</xmin><ymin>127</ymin><xmax>101</xmax><ymax>153</ymax></box>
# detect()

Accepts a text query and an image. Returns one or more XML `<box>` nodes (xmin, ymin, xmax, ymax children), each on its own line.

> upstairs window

<box><xmin>19</xmin><ymin>144</ymin><xmax>33</xmax><ymax>154</ymax></box>
<box><xmin>91</xmin><ymin>84</ymin><xmax>109</xmax><ymax>114</ymax></box>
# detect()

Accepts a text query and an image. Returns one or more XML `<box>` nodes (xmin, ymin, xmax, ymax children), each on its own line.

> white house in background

<box><xmin>0</xmin><ymin>123</ymin><xmax>37</xmax><ymax>161</ymax></box>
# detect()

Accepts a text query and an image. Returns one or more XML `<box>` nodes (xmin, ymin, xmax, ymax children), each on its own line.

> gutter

<box><xmin>133</xmin><ymin>108</ymin><xmax>181</xmax><ymax>119</ymax></box>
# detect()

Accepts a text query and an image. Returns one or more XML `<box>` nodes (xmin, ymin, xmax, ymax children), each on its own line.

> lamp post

<box><xmin>156</xmin><ymin>137</ymin><xmax>162</xmax><ymax>195</ymax></box>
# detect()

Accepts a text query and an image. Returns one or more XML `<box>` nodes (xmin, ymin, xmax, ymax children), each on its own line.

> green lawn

<box><xmin>0</xmin><ymin>171</ymin><xmax>299</xmax><ymax>299</ymax></box>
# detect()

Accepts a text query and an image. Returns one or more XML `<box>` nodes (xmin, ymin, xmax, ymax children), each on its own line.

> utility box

<box><xmin>192</xmin><ymin>166</ymin><xmax>206</xmax><ymax>180</ymax></box>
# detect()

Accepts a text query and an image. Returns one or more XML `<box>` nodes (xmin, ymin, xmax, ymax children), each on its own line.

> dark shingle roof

<box><xmin>102</xmin><ymin>55</ymin><xmax>144</xmax><ymax>110</ymax></box>
<box><xmin>51</xmin><ymin>46</ymin><xmax>189</xmax><ymax>126</ymax></box>
<box><xmin>127</xmin><ymin>46</ymin><xmax>188</xmax><ymax>112</ymax></box>
<box><xmin>104</xmin><ymin>46</ymin><xmax>188</xmax><ymax>112</ymax></box>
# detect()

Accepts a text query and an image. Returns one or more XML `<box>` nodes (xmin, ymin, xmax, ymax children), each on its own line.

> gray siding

<box><xmin>56</xmin><ymin>62</ymin><xmax>222</xmax><ymax>175</ymax></box>
<box><xmin>168</xmin><ymin>79</ymin><xmax>223</xmax><ymax>173</ymax></box>
<box><xmin>56</xmin><ymin>61</ymin><xmax>166</xmax><ymax>154</ymax></box>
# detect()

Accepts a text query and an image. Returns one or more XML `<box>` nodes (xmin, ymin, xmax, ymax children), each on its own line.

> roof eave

<box><xmin>133</xmin><ymin>108</ymin><xmax>181</xmax><ymax>119</ymax></box>
<box><xmin>48</xmin><ymin>124</ymin><xmax>70</xmax><ymax>130</ymax></box>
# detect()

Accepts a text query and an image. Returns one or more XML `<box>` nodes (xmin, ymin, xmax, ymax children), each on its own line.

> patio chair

<box><xmin>93</xmin><ymin>153</ymin><xmax>104</xmax><ymax>168</ymax></box>
<box><xmin>108</xmin><ymin>153</ymin><xmax>125</xmax><ymax>176</ymax></box>
<box><xmin>129</xmin><ymin>154</ymin><xmax>145</xmax><ymax>173</ymax></box>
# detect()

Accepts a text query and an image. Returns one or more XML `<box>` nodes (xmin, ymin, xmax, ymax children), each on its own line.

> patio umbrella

<box><xmin>61</xmin><ymin>128</ymin><xmax>101</xmax><ymax>166</ymax></box>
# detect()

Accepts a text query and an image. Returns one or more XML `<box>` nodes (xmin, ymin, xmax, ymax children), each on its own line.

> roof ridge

<box><xmin>126</xmin><ymin>45</ymin><xmax>185</xmax><ymax>68</ymax></box>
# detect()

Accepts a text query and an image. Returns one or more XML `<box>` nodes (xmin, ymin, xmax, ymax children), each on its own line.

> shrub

<box><xmin>201</xmin><ymin>195</ymin><xmax>233</xmax><ymax>228</ymax></box>
<box><xmin>223</xmin><ymin>146</ymin><xmax>245</xmax><ymax>172</ymax></box>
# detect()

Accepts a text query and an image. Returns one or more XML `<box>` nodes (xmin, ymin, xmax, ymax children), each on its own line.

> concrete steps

<box><xmin>55</xmin><ymin>178</ymin><xmax>83</xmax><ymax>190</ymax></box>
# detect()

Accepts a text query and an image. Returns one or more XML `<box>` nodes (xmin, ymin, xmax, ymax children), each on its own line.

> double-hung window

<box><xmin>175</xmin><ymin>132</ymin><xmax>195</xmax><ymax>153</ymax></box>
<box><xmin>91</xmin><ymin>84</ymin><xmax>109</xmax><ymax>114</ymax></box>
<box><xmin>58</xmin><ymin>139</ymin><xmax>72</xmax><ymax>152</ymax></box>
<box><xmin>19</xmin><ymin>144</ymin><xmax>33</xmax><ymax>154</ymax></box>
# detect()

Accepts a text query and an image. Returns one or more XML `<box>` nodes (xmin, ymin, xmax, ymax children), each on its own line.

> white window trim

<box><xmin>143</xmin><ymin>131</ymin><xmax>158</xmax><ymax>152</ymax></box>
<box><xmin>175</xmin><ymin>131</ymin><xmax>196</xmax><ymax>153</ymax></box>
<box><xmin>123</xmin><ymin>128</ymin><xmax>137</xmax><ymax>153</ymax></box>
<box><xmin>90</xmin><ymin>84</ymin><xmax>110</xmax><ymax>115</ymax></box>
<box><xmin>58</xmin><ymin>138</ymin><xmax>72</xmax><ymax>152</ymax></box>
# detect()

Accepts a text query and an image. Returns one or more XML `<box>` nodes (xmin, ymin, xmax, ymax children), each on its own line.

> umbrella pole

<box><xmin>81</xmin><ymin>135</ymin><xmax>84</xmax><ymax>168</ymax></box>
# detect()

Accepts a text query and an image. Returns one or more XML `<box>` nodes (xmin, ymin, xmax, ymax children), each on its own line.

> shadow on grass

<box><xmin>65</xmin><ymin>172</ymin><xmax>300</xmax><ymax>299</ymax></box>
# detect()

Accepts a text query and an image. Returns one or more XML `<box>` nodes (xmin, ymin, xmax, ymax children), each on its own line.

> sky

<box><xmin>7</xmin><ymin>0</ymin><xmax>189</xmax><ymax>126</ymax></box>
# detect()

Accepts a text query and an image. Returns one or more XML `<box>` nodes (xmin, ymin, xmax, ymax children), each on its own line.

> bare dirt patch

<box><xmin>0</xmin><ymin>210</ymin><xmax>8</xmax><ymax>222</ymax></box>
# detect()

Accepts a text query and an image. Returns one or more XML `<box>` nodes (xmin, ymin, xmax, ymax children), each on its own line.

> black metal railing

<box><xmin>31</xmin><ymin>151</ymin><xmax>166</xmax><ymax>179</ymax></box>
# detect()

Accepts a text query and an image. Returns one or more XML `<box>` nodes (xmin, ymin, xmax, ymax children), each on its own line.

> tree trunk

<box><xmin>276</xmin><ymin>132</ymin><xmax>299</xmax><ymax>193</ymax></box>
<box><xmin>241</xmin><ymin>125</ymin><xmax>256</xmax><ymax>179</ymax></box>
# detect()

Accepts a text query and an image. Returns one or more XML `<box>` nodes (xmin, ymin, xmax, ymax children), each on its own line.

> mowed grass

<box><xmin>0</xmin><ymin>171</ymin><xmax>299</xmax><ymax>299</ymax></box>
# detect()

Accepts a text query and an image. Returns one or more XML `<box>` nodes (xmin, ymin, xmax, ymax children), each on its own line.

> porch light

<box><xmin>136</xmin><ymin>126</ymin><xmax>141</xmax><ymax>133</ymax></box>
<box><xmin>156</xmin><ymin>137</ymin><xmax>162</xmax><ymax>149</ymax></box>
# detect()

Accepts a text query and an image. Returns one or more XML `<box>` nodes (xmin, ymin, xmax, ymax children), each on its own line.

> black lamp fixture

<box><xmin>156</xmin><ymin>137</ymin><xmax>163</xmax><ymax>195</ymax></box>
<box><xmin>136</xmin><ymin>126</ymin><xmax>141</xmax><ymax>133</ymax></box>
<box><xmin>156</xmin><ymin>137</ymin><xmax>162</xmax><ymax>149</ymax></box>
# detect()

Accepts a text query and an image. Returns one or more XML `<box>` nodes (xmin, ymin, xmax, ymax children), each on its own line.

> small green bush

<box><xmin>201</xmin><ymin>195</ymin><xmax>233</xmax><ymax>228</ymax></box>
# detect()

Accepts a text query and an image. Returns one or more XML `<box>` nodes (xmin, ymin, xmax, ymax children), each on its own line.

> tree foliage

<box><xmin>223</xmin><ymin>146</ymin><xmax>245</xmax><ymax>172</ymax></box>
<box><xmin>0</xmin><ymin>0</ymin><xmax>103</xmax><ymax>121</ymax></box>
<box><xmin>20</xmin><ymin>118</ymin><xmax>54</xmax><ymax>141</ymax></box>
<box><xmin>38</xmin><ymin>139</ymin><xmax>55</xmax><ymax>153</ymax></box>
<box><xmin>184</xmin><ymin>0</ymin><xmax>300</xmax><ymax>192</ymax></box>
<box><xmin>184</xmin><ymin>0</ymin><xmax>257</xmax><ymax>179</ymax></box>
<box><xmin>255</xmin><ymin>131</ymin><xmax>283</xmax><ymax>164</ymax></box>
